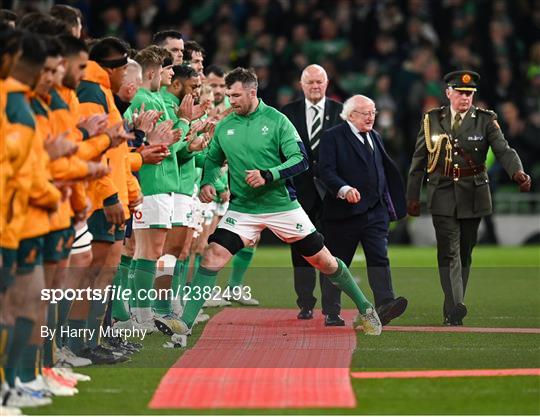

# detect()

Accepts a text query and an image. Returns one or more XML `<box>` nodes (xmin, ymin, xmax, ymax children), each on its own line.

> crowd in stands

<box><xmin>6</xmin><ymin>0</ymin><xmax>540</xmax><ymax>187</ymax></box>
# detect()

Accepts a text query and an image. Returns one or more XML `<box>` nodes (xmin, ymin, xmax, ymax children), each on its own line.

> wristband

<box><xmin>260</xmin><ymin>170</ymin><xmax>273</xmax><ymax>184</ymax></box>
<box><xmin>103</xmin><ymin>193</ymin><xmax>119</xmax><ymax>206</ymax></box>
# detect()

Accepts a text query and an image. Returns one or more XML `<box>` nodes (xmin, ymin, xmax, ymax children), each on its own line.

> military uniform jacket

<box><xmin>407</xmin><ymin>105</ymin><xmax>523</xmax><ymax>219</ymax></box>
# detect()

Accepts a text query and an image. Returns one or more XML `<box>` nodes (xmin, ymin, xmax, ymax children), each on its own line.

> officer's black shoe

<box><xmin>444</xmin><ymin>303</ymin><xmax>466</xmax><ymax>326</ymax></box>
<box><xmin>324</xmin><ymin>314</ymin><xmax>345</xmax><ymax>326</ymax></box>
<box><xmin>297</xmin><ymin>307</ymin><xmax>313</xmax><ymax>320</ymax></box>
<box><xmin>376</xmin><ymin>297</ymin><xmax>408</xmax><ymax>326</ymax></box>
<box><xmin>450</xmin><ymin>303</ymin><xmax>467</xmax><ymax>324</ymax></box>
<box><xmin>444</xmin><ymin>316</ymin><xmax>464</xmax><ymax>326</ymax></box>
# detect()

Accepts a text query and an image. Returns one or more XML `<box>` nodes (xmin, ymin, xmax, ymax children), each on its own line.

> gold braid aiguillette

<box><xmin>423</xmin><ymin>113</ymin><xmax>451</xmax><ymax>174</ymax></box>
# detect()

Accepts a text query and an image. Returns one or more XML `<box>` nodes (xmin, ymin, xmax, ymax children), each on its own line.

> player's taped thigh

<box><xmin>290</xmin><ymin>231</ymin><xmax>324</xmax><ymax>257</ymax></box>
<box><xmin>208</xmin><ymin>228</ymin><xmax>244</xmax><ymax>256</ymax></box>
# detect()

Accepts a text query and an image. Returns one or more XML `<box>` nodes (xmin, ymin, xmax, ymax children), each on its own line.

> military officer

<box><xmin>406</xmin><ymin>70</ymin><xmax>531</xmax><ymax>325</ymax></box>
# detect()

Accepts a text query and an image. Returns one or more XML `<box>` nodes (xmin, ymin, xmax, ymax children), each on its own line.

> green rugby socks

<box><xmin>327</xmin><ymin>258</ymin><xmax>372</xmax><ymax>314</ymax></box>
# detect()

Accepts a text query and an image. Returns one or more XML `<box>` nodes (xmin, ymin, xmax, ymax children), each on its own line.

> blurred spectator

<box><xmin>5</xmin><ymin>0</ymin><xmax>538</xmax><ymax>196</ymax></box>
<box><xmin>0</xmin><ymin>9</ymin><xmax>17</xmax><ymax>27</ymax></box>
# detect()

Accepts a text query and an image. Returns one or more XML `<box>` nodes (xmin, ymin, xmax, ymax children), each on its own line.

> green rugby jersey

<box><xmin>201</xmin><ymin>99</ymin><xmax>308</xmax><ymax>214</ymax></box>
<box><xmin>124</xmin><ymin>87</ymin><xmax>185</xmax><ymax>196</ymax></box>
<box><xmin>160</xmin><ymin>87</ymin><xmax>200</xmax><ymax>196</ymax></box>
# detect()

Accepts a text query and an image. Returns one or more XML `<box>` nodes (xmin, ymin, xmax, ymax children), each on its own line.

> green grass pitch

<box><xmin>27</xmin><ymin>245</ymin><xmax>540</xmax><ymax>415</ymax></box>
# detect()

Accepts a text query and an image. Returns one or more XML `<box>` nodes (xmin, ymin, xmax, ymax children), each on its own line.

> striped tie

<box><xmin>310</xmin><ymin>105</ymin><xmax>322</xmax><ymax>150</ymax></box>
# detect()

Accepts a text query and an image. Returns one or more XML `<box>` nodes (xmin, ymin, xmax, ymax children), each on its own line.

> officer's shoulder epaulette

<box><xmin>476</xmin><ymin>108</ymin><xmax>497</xmax><ymax>118</ymax></box>
<box><xmin>426</xmin><ymin>106</ymin><xmax>445</xmax><ymax>115</ymax></box>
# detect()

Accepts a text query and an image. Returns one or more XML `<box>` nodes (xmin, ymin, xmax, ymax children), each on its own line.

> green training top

<box><xmin>201</xmin><ymin>99</ymin><xmax>308</xmax><ymax>214</ymax></box>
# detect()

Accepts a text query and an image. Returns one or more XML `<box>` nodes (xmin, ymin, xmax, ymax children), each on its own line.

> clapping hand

<box><xmin>186</xmin><ymin>130</ymin><xmax>211</xmax><ymax>152</ymax></box>
<box><xmin>132</xmin><ymin>104</ymin><xmax>162</xmax><ymax>134</ymax></box>
<box><xmin>78</xmin><ymin>113</ymin><xmax>108</xmax><ymax>137</ymax></box>
<box><xmin>105</xmin><ymin>123</ymin><xmax>135</xmax><ymax>148</ymax></box>
<box><xmin>139</xmin><ymin>144</ymin><xmax>170</xmax><ymax>165</ymax></box>
<box><xmin>44</xmin><ymin>132</ymin><xmax>78</xmax><ymax>160</ymax></box>
<box><xmin>177</xmin><ymin>94</ymin><xmax>210</xmax><ymax>121</ymax></box>
<box><xmin>86</xmin><ymin>161</ymin><xmax>111</xmax><ymax>180</ymax></box>
<box><xmin>146</xmin><ymin>120</ymin><xmax>183</xmax><ymax>146</ymax></box>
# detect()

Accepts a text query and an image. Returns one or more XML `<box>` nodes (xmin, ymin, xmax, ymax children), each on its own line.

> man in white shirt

<box><xmin>282</xmin><ymin>65</ymin><xmax>344</xmax><ymax>325</ymax></box>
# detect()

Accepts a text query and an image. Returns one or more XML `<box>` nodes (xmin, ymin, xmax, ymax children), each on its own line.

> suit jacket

<box><xmin>281</xmin><ymin>98</ymin><xmax>343</xmax><ymax>212</ymax></box>
<box><xmin>319</xmin><ymin>122</ymin><xmax>407</xmax><ymax>221</ymax></box>
<box><xmin>407</xmin><ymin>105</ymin><xmax>523</xmax><ymax>218</ymax></box>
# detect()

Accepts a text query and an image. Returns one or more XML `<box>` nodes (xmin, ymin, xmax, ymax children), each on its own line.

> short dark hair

<box><xmin>20</xmin><ymin>31</ymin><xmax>48</xmax><ymax>66</ymax></box>
<box><xmin>0</xmin><ymin>24</ymin><xmax>22</xmax><ymax>57</ymax></box>
<box><xmin>0</xmin><ymin>9</ymin><xmax>17</xmax><ymax>24</ymax></box>
<box><xmin>171</xmin><ymin>64</ymin><xmax>198</xmax><ymax>83</ymax></box>
<box><xmin>204</xmin><ymin>64</ymin><xmax>225</xmax><ymax>78</ymax></box>
<box><xmin>152</xmin><ymin>30</ymin><xmax>182</xmax><ymax>46</ymax></box>
<box><xmin>18</xmin><ymin>12</ymin><xmax>69</xmax><ymax>36</ymax></box>
<box><xmin>44</xmin><ymin>35</ymin><xmax>64</xmax><ymax>58</ymax></box>
<box><xmin>58</xmin><ymin>35</ymin><xmax>88</xmax><ymax>57</ymax></box>
<box><xmin>184</xmin><ymin>40</ymin><xmax>204</xmax><ymax>61</ymax></box>
<box><xmin>225</xmin><ymin>67</ymin><xmax>258</xmax><ymax>89</ymax></box>
<box><xmin>89</xmin><ymin>36</ymin><xmax>129</xmax><ymax>62</ymax></box>
<box><xmin>50</xmin><ymin>4</ymin><xmax>82</xmax><ymax>30</ymax></box>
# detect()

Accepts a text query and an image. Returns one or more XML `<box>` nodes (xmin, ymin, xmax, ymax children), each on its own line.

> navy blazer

<box><xmin>318</xmin><ymin>122</ymin><xmax>407</xmax><ymax>221</ymax></box>
<box><xmin>281</xmin><ymin>98</ymin><xmax>343</xmax><ymax>212</ymax></box>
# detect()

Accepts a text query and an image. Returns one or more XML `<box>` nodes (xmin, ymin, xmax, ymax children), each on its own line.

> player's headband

<box><xmin>98</xmin><ymin>54</ymin><xmax>128</xmax><ymax>68</ymax></box>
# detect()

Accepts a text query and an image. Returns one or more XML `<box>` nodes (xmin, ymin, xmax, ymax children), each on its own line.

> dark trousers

<box><xmin>432</xmin><ymin>215</ymin><xmax>481</xmax><ymax>317</ymax></box>
<box><xmin>290</xmin><ymin>203</ymin><xmax>342</xmax><ymax>314</ymax></box>
<box><xmin>322</xmin><ymin>201</ymin><xmax>395</xmax><ymax>308</ymax></box>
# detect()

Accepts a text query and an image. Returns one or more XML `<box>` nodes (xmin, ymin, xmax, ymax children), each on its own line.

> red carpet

<box><xmin>149</xmin><ymin>308</ymin><xmax>358</xmax><ymax>409</ymax></box>
<box><xmin>351</xmin><ymin>368</ymin><xmax>540</xmax><ymax>379</ymax></box>
<box><xmin>383</xmin><ymin>325</ymin><xmax>540</xmax><ymax>334</ymax></box>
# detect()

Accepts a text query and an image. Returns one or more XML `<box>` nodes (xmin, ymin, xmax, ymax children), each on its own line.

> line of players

<box><xmin>0</xmin><ymin>7</ymin><xmax>258</xmax><ymax>412</ymax></box>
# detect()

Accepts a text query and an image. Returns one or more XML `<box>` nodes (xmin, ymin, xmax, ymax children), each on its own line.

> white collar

<box><xmin>305</xmin><ymin>96</ymin><xmax>326</xmax><ymax>111</ymax></box>
<box><xmin>346</xmin><ymin>120</ymin><xmax>368</xmax><ymax>137</ymax></box>
<box><xmin>346</xmin><ymin>120</ymin><xmax>374</xmax><ymax>146</ymax></box>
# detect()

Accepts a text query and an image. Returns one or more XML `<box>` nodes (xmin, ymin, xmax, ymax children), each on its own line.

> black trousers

<box><xmin>322</xmin><ymin>202</ymin><xmax>395</xmax><ymax>308</ymax></box>
<box><xmin>290</xmin><ymin>203</ymin><xmax>342</xmax><ymax>314</ymax></box>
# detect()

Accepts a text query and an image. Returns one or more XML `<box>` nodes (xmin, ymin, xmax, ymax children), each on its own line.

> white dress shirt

<box><xmin>305</xmin><ymin>97</ymin><xmax>326</xmax><ymax>137</ymax></box>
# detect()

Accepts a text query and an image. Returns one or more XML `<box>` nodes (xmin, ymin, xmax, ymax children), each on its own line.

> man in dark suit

<box><xmin>281</xmin><ymin>65</ymin><xmax>344</xmax><ymax>325</ymax></box>
<box><xmin>319</xmin><ymin>95</ymin><xmax>408</xmax><ymax>326</ymax></box>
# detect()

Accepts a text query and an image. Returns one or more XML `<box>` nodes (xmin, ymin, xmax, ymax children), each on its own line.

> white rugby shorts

<box><xmin>132</xmin><ymin>193</ymin><xmax>174</xmax><ymax>229</ymax></box>
<box><xmin>172</xmin><ymin>193</ymin><xmax>194</xmax><ymax>227</ymax></box>
<box><xmin>217</xmin><ymin>207</ymin><xmax>316</xmax><ymax>245</ymax></box>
